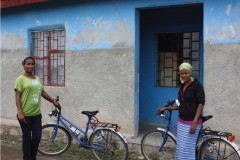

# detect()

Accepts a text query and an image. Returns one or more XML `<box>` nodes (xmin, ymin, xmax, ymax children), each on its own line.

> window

<box><xmin>156</xmin><ymin>32</ymin><xmax>200</xmax><ymax>87</ymax></box>
<box><xmin>30</xmin><ymin>26</ymin><xmax>66</xmax><ymax>86</ymax></box>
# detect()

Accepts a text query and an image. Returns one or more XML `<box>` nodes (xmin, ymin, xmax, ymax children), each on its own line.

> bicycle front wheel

<box><xmin>89</xmin><ymin>129</ymin><xmax>128</xmax><ymax>160</ymax></box>
<box><xmin>38</xmin><ymin>124</ymin><xmax>71</xmax><ymax>156</ymax></box>
<box><xmin>141</xmin><ymin>130</ymin><xmax>176</xmax><ymax>160</ymax></box>
<box><xmin>198</xmin><ymin>137</ymin><xmax>240</xmax><ymax>160</ymax></box>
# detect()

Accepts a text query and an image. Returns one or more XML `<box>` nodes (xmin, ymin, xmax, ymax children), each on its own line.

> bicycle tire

<box><xmin>198</xmin><ymin>137</ymin><xmax>240</xmax><ymax>160</ymax></box>
<box><xmin>89</xmin><ymin>128</ymin><xmax>128</xmax><ymax>160</ymax></box>
<box><xmin>38</xmin><ymin>124</ymin><xmax>71</xmax><ymax>156</ymax></box>
<box><xmin>141</xmin><ymin>130</ymin><xmax>176</xmax><ymax>160</ymax></box>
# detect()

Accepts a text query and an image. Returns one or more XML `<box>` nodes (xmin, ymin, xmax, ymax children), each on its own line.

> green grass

<box><xmin>1</xmin><ymin>134</ymin><xmax>140</xmax><ymax>160</ymax></box>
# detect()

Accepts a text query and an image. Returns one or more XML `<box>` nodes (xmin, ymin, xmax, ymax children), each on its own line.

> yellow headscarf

<box><xmin>179</xmin><ymin>62</ymin><xmax>194</xmax><ymax>83</ymax></box>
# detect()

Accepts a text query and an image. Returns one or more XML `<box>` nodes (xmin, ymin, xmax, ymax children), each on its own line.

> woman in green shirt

<box><xmin>15</xmin><ymin>56</ymin><xmax>61</xmax><ymax>160</ymax></box>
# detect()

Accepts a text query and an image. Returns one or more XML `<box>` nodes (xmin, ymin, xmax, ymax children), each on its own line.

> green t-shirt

<box><xmin>14</xmin><ymin>75</ymin><xmax>44</xmax><ymax>116</ymax></box>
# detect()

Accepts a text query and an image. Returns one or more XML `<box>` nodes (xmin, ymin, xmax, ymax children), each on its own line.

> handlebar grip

<box><xmin>55</xmin><ymin>96</ymin><xmax>61</xmax><ymax>111</ymax></box>
<box><xmin>56</xmin><ymin>96</ymin><xmax>59</xmax><ymax>102</ymax></box>
<box><xmin>164</xmin><ymin>100</ymin><xmax>175</xmax><ymax>107</ymax></box>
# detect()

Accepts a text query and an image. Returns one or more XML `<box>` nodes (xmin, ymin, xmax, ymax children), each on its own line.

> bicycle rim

<box><xmin>38</xmin><ymin>124</ymin><xmax>71</xmax><ymax>156</ymax></box>
<box><xmin>89</xmin><ymin>129</ymin><xmax>128</xmax><ymax>160</ymax></box>
<box><xmin>141</xmin><ymin>130</ymin><xmax>176</xmax><ymax>160</ymax></box>
<box><xmin>199</xmin><ymin>137</ymin><xmax>240</xmax><ymax>160</ymax></box>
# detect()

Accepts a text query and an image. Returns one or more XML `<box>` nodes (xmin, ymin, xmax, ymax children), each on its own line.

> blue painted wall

<box><xmin>1</xmin><ymin>0</ymin><xmax>136</xmax><ymax>50</ymax></box>
<box><xmin>139</xmin><ymin>4</ymin><xmax>203</xmax><ymax>125</ymax></box>
<box><xmin>204</xmin><ymin>0</ymin><xmax>240</xmax><ymax>43</ymax></box>
<box><xmin>1</xmin><ymin>0</ymin><xmax>239</xmax><ymax>51</ymax></box>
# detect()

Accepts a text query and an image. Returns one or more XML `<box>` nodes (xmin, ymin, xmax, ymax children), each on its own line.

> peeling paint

<box><xmin>36</xmin><ymin>20</ymin><xmax>41</xmax><ymax>25</ymax></box>
<box><xmin>205</xmin><ymin>23</ymin><xmax>239</xmax><ymax>43</ymax></box>
<box><xmin>1</xmin><ymin>33</ymin><xmax>26</xmax><ymax>49</ymax></box>
<box><xmin>218</xmin><ymin>24</ymin><xmax>237</xmax><ymax>40</ymax></box>
<box><xmin>71</xmin><ymin>17</ymin><xmax>134</xmax><ymax>49</ymax></box>
<box><xmin>225</xmin><ymin>4</ymin><xmax>232</xmax><ymax>15</ymax></box>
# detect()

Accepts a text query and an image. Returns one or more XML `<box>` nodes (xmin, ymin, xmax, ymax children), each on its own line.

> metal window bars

<box><xmin>31</xmin><ymin>29</ymin><xmax>66</xmax><ymax>86</ymax></box>
<box><xmin>156</xmin><ymin>32</ymin><xmax>200</xmax><ymax>87</ymax></box>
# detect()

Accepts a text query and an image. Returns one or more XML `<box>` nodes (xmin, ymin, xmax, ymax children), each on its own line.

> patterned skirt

<box><xmin>175</xmin><ymin>121</ymin><xmax>201</xmax><ymax>160</ymax></box>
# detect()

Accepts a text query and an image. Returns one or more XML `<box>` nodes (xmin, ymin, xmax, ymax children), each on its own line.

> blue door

<box><xmin>139</xmin><ymin>4</ymin><xmax>203</xmax><ymax>130</ymax></box>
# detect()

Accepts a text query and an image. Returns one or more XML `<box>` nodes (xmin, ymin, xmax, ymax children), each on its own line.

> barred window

<box><xmin>30</xmin><ymin>27</ymin><xmax>66</xmax><ymax>86</ymax></box>
<box><xmin>156</xmin><ymin>32</ymin><xmax>200</xmax><ymax>87</ymax></box>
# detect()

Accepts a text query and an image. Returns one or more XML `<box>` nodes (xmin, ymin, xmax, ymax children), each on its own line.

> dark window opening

<box><xmin>156</xmin><ymin>32</ymin><xmax>200</xmax><ymax>87</ymax></box>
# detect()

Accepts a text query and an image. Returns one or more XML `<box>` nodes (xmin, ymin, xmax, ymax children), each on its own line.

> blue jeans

<box><xmin>18</xmin><ymin>114</ymin><xmax>42</xmax><ymax>160</ymax></box>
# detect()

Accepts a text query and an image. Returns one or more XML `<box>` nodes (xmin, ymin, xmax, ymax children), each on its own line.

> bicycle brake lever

<box><xmin>48</xmin><ymin>110</ymin><xmax>58</xmax><ymax>116</ymax></box>
<box><xmin>48</xmin><ymin>111</ymin><xmax>54</xmax><ymax>116</ymax></box>
<box><xmin>160</xmin><ymin>114</ymin><xmax>165</xmax><ymax>117</ymax></box>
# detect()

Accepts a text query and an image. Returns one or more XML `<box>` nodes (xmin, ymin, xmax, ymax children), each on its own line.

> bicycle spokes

<box><xmin>200</xmin><ymin>138</ymin><xmax>239</xmax><ymax>160</ymax></box>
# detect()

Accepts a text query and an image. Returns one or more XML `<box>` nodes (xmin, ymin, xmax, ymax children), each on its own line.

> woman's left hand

<box><xmin>189</xmin><ymin>123</ymin><xmax>197</xmax><ymax>134</ymax></box>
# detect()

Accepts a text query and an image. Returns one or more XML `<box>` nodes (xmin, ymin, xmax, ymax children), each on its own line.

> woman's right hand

<box><xmin>18</xmin><ymin>113</ymin><xmax>26</xmax><ymax>124</ymax></box>
<box><xmin>157</xmin><ymin>107</ymin><xmax>166</xmax><ymax>115</ymax></box>
<box><xmin>53</xmin><ymin>100</ymin><xmax>61</xmax><ymax>109</ymax></box>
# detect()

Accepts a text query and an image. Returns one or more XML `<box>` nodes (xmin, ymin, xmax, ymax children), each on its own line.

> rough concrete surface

<box><xmin>204</xmin><ymin>43</ymin><xmax>240</xmax><ymax>144</ymax></box>
<box><xmin>1</xmin><ymin>48</ymin><xmax>135</xmax><ymax>136</ymax></box>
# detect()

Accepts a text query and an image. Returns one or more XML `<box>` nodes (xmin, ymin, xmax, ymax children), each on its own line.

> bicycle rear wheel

<box><xmin>38</xmin><ymin>124</ymin><xmax>71</xmax><ymax>156</ymax></box>
<box><xmin>89</xmin><ymin>129</ymin><xmax>128</xmax><ymax>160</ymax></box>
<box><xmin>141</xmin><ymin>130</ymin><xmax>176</xmax><ymax>160</ymax></box>
<box><xmin>198</xmin><ymin>137</ymin><xmax>240</xmax><ymax>160</ymax></box>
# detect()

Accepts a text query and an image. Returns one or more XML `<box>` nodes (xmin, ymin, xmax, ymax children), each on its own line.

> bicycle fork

<box><xmin>159</xmin><ymin>131</ymin><xmax>169</xmax><ymax>152</ymax></box>
<box><xmin>158</xmin><ymin>126</ymin><xmax>172</xmax><ymax>152</ymax></box>
<box><xmin>50</xmin><ymin>117</ymin><xmax>61</xmax><ymax>142</ymax></box>
<box><xmin>50</xmin><ymin>125</ymin><xmax>59</xmax><ymax>142</ymax></box>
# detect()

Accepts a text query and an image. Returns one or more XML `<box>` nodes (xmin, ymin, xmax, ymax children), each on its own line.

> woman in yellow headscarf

<box><xmin>157</xmin><ymin>62</ymin><xmax>205</xmax><ymax>160</ymax></box>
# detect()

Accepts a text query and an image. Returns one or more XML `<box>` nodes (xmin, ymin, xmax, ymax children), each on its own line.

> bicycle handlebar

<box><xmin>157</xmin><ymin>99</ymin><xmax>180</xmax><ymax>118</ymax></box>
<box><xmin>56</xmin><ymin>96</ymin><xmax>59</xmax><ymax>102</ymax></box>
<box><xmin>164</xmin><ymin>100</ymin><xmax>176</xmax><ymax>107</ymax></box>
<box><xmin>48</xmin><ymin>96</ymin><xmax>61</xmax><ymax>116</ymax></box>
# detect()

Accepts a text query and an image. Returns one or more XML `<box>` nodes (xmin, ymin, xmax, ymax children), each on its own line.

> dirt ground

<box><xmin>1</xmin><ymin>146</ymin><xmax>51</xmax><ymax>160</ymax></box>
<box><xmin>1</xmin><ymin>146</ymin><xmax>23</xmax><ymax>160</ymax></box>
<box><xmin>0</xmin><ymin>145</ymin><xmax>94</xmax><ymax>160</ymax></box>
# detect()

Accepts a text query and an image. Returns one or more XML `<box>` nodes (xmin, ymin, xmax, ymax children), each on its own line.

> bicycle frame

<box><xmin>49</xmin><ymin>110</ymin><xmax>108</xmax><ymax>150</ymax></box>
<box><xmin>158</xmin><ymin>110</ymin><xmax>177</xmax><ymax>151</ymax></box>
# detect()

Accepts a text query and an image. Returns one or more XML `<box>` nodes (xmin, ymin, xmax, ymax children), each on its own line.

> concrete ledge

<box><xmin>1</xmin><ymin>118</ymin><xmax>19</xmax><ymax>126</ymax></box>
<box><xmin>1</xmin><ymin>118</ymin><xmax>21</xmax><ymax>136</ymax></box>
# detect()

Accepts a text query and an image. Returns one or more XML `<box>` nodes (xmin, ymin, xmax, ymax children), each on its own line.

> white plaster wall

<box><xmin>1</xmin><ymin>48</ymin><xmax>135</xmax><ymax>136</ymax></box>
<box><xmin>204</xmin><ymin>43</ymin><xmax>240</xmax><ymax>144</ymax></box>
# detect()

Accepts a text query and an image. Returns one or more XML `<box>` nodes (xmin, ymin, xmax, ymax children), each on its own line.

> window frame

<box><xmin>28</xmin><ymin>24</ymin><xmax>66</xmax><ymax>86</ymax></box>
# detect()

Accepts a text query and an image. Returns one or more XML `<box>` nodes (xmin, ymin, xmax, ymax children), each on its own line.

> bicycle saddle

<box><xmin>81</xmin><ymin>111</ymin><xmax>99</xmax><ymax>117</ymax></box>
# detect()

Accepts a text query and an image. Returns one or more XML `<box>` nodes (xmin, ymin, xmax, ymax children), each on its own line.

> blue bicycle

<box><xmin>141</xmin><ymin>100</ymin><xmax>240</xmax><ymax>160</ymax></box>
<box><xmin>38</xmin><ymin>96</ymin><xmax>128</xmax><ymax>160</ymax></box>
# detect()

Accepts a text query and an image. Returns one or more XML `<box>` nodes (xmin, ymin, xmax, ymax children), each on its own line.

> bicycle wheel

<box><xmin>89</xmin><ymin>129</ymin><xmax>128</xmax><ymax>160</ymax></box>
<box><xmin>38</xmin><ymin>124</ymin><xmax>71</xmax><ymax>156</ymax></box>
<box><xmin>141</xmin><ymin>130</ymin><xmax>176</xmax><ymax>160</ymax></box>
<box><xmin>198</xmin><ymin>137</ymin><xmax>240</xmax><ymax>160</ymax></box>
